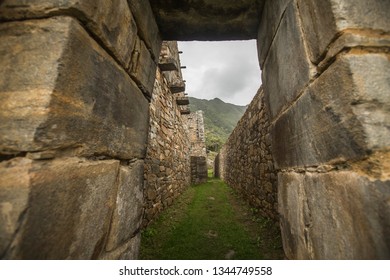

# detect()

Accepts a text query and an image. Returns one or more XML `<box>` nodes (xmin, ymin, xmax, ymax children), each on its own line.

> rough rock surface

<box><xmin>262</xmin><ymin>1</ymin><xmax>315</xmax><ymax>120</ymax></box>
<box><xmin>0</xmin><ymin>17</ymin><xmax>149</xmax><ymax>160</ymax></box>
<box><xmin>279</xmin><ymin>171</ymin><xmax>390</xmax><ymax>259</ymax></box>
<box><xmin>1</xmin><ymin>157</ymin><xmax>119</xmax><ymax>259</ymax></box>
<box><xmin>272</xmin><ymin>52</ymin><xmax>390</xmax><ymax>169</ymax></box>
<box><xmin>0</xmin><ymin>0</ymin><xmax>138</xmax><ymax>70</ymax></box>
<box><xmin>298</xmin><ymin>0</ymin><xmax>390</xmax><ymax>63</ymax></box>
<box><xmin>106</xmin><ymin>161</ymin><xmax>144</xmax><ymax>252</ymax></box>
<box><xmin>127</xmin><ymin>0</ymin><xmax>162</xmax><ymax>60</ymax></box>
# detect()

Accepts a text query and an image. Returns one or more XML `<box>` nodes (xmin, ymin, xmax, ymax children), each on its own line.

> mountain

<box><xmin>189</xmin><ymin>97</ymin><xmax>247</xmax><ymax>152</ymax></box>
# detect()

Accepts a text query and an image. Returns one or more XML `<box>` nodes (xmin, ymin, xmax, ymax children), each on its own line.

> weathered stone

<box><xmin>127</xmin><ymin>0</ymin><xmax>162</xmax><ymax>60</ymax></box>
<box><xmin>298</xmin><ymin>0</ymin><xmax>390</xmax><ymax>63</ymax></box>
<box><xmin>150</xmin><ymin>0</ymin><xmax>263</xmax><ymax>40</ymax></box>
<box><xmin>147</xmin><ymin>188</ymin><xmax>158</xmax><ymax>201</ymax></box>
<box><xmin>279</xmin><ymin>171</ymin><xmax>390</xmax><ymax>259</ymax></box>
<box><xmin>0</xmin><ymin>158</ymin><xmax>32</xmax><ymax>257</ymax></box>
<box><xmin>1</xmin><ymin>157</ymin><xmax>120</xmax><ymax>259</ymax></box>
<box><xmin>257</xmin><ymin>0</ymin><xmax>291</xmax><ymax>67</ymax></box>
<box><xmin>0</xmin><ymin>0</ymin><xmax>137</xmax><ymax>69</ymax></box>
<box><xmin>143</xmin><ymin>64</ymin><xmax>191</xmax><ymax>226</ymax></box>
<box><xmin>272</xmin><ymin>52</ymin><xmax>390</xmax><ymax>169</ymax></box>
<box><xmin>215</xmin><ymin>88</ymin><xmax>278</xmax><ymax>220</ymax></box>
<box><xmin>318</xmin><ymin>31</ymin><xmax>390</xmax><ymax>71</ymax></box>
<box><xmin>0</xmin><ymin>17</ymin><xmax>149</xmax><ymax>159</ymax></box>
<box><xmin>190</xmin><ymin>156</ymin><xmax>208</xmax><ymax>185</ymax></box>
<box><xmin>106</xmin><ymin>161</ymin><xmax>144</xmax><ymax>252</ymax></box>
<box><xmin>99</xmin><ymin>234</ymin><xmax>141</xmax><ymax>260</ymax></box>
<box><xmin>129</xmin><ymin>37</ymin><xmax>158</xmax><ymax>98</ymax></box>
<box><xmin>262</xmin><ymin>1</ymin><xmax>315</xmax><ymax>120</ymax></box>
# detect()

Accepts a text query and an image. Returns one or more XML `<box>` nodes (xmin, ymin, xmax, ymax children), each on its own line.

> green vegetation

<box><xmin>140</xmin><ymin>178</ymin><xmax>284</xmax><ymax>260</ymax></box>
<box><xmin>189</xmin><ymin>97</ymin><xmax>247</xmax><ymax>152</ymax></box>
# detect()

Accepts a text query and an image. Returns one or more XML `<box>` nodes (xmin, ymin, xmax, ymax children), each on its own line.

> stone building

<box><xmin>215</xmin><ymin>87</ymin><xmax>278</xmax><ymax>221</ymax></box>
<box><xmin>0</xmin><ymin>0</ymin><xmax>389</xmax><ymax>259</ymax></box>
<box><xmin>186</xmin><ymin>111</ymin><xmax>208</xmax><ymax>184</ymax></box>
<box><xmin>143</xmin><ymin>41</ymin><xmax>191</xmax><ymax>228</ymax></box>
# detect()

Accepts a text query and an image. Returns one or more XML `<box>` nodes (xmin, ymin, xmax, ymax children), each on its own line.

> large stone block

<box><xmin>0</xmin><ymin>0</ymin><xmax>137</xmax><ymax>69</ymax></box>
<box><xmin>129</xmin><ymin>37</ymin><xmax>158</xmax><ymax>99</ymax></box>
<box><xmin>318</xmin><ymin>31</ymin><xmax>390</xmax><ymax>71</ymax></box>
<box><xmin>106</xmin><ymin>161</ymin><xmax>144</xmax><ymax>251</ymax></box>
<box><xmin>1</xmin><ymin>157</ymin><xmax>120</xmax><ymax>259</ymax></box>
<box><xmin>272</xmin><ymin>52</ymin><xmax>390</xmax><ymax>169</ymax></box>
<box><xmin>298</xmin><ymin>0</ymin><xmax>390</xmax><ymax>63</ymax></box>
<box><xmin>257</xmin><ymin>0</ymin><xmax>291</xmax><ymax>67</ymax></box>
<box><xmin>0</xmin><ymin>17</ymin><xmax>149</xmax><ymax>159</ymax></box>
<box><xmin>127</xmin><ymin>0</ymin><xmax>162</xmax><ymax>61</ymax></box>
<box><xmin>279</xmin><ymin>171</ymin><xmax>390</xmax><ymax>259</ymax></box>
<box><xmin>262</xmin><ymin>1</ymin><xmax>314</xmax><ymax>120</ymax></box>
<box><xmin>150</xmin><ymin>0</ymin><xmax>262</xmax><ymax>40</ymax></box>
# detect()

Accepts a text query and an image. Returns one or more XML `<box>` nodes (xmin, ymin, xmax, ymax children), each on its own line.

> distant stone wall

<box><xmin>143</xmin><ymin>67</ymin><xmax>191</xmax><ymax>227</ymax></box>
<box><xmin>0</xmin><ymin>0</ymin><xmax>161</xmax><ymax>259</ymax></box>
<box><xmin>215</xmin><ymin>87</ymin><xmax>278</xmax><ymax>220</ymax></box>
<box><xmin>186</xmin><ymin>111</ymin><xmax>208</xmax><ymax>184</ymax></box>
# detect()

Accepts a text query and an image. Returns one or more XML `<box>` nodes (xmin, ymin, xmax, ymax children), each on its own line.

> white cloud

<box><xmin>178</xmin><ymin>40</ymin><xmax>262</xmax><ymax>105</ymax></box>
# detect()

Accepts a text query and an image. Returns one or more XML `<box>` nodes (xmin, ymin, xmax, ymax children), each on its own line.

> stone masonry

<box><xmin>0</xmin><ymin>0</ymin><xmax>160</xmax><ymax>259</ymax></box>
<box><xmin>186</xmin><ymin>111</ymin><xmax>208</xmax><ymax>184</ymax></box>
<box><xmin>215</xmin><ymin>87</ymin><xmax>278</xmax><ymax>220</ymax></box>
<box><xmin>1</xmin><ymin>0</ymin><xmax>389</xmax><ymax>260</ymax></box>
<box><xmin>261</xmin><ymin>0</ymin><xmax>390</xmax><ymax>259</ymax></box>
<box><xmin>143</xmin><ymin>41</ymin><xmax>191</xmax><ymax>227</ymax></box>
<box><xmin>217</xmin><ymin>0</ymin><xmax>390</xmax><ymax>259</ymax></box>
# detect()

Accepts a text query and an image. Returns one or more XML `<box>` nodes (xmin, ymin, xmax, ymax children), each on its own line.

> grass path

<box><xmin>140</xmin><ymin>178</ymin><xmax>284</xmax><ymax>260</ymax></box>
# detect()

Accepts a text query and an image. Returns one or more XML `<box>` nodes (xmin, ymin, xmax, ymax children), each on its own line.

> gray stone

<box><xmin>213</xmin><ymin>88</ymin><xmax>278</xmax><ymax>221</ymax></box>
<box><xmin>129</xmin><ymin>37</ymin><xmax>158</xmax><ymax>99</ymax></box>
<box><xmin>278</xmin><ymin>171</ymin><xmax>390</xmax><ymax>259</ymax></box>
<box><xmin>127</xmin><ymin>0</ymin><xmax>162</xmax><ymax>61</ymax></box>
<box><xmin>298</xmin><ymin>0</ymin><xmax>390</xmax><ymax>63</ymax></box>
<box><xmin>262</xmin><ymin>1</ymin><xmax>315</xmax><ymax>120</ymax></box>
<box><xmin>271</xmin><ymin>52</ymin><xmax>390</xmax><ymax>169</ymax></box>
<box><xmin>0</xmin><ymin>17</ymin><xmax>149</xmax><ymax>159</ymax></box>
<box><xmin>99</xmin><ymin>234</ymin><xmax>141</xmax><ymax>260</ymax></box>
<box><xmin>0</xmin><ymin>0</ymin><xmax>137</xmax><ymax>69</ymax></box>
<box><xmin>318</xmin><ymin>31</ymin><xmax>390</xmax><ymax>71</ymax></box>
<box><xmin>150</xmin><ymin>0</ymin><xmax>263</xmax><ymax>40</ymax></box>
<box><xmin>106</xmin><ymin>161</ymin><xmax>144</xmax><ymax>251</ymax></box>
<box><xmin>257</xmin><ymin>0</ymin><xmax>291</xmax><ymax>67</ymax></box>
<box><xmin>1</xmin><ymin>157</ymin><xmax>120</xmax><ymax>259</ymax></box>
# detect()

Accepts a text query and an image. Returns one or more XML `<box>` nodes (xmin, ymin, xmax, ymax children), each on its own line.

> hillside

<box><xmin>189</xmin><ymin>97</ymin><xmax>247</xmax><ymax>152</ymax></box>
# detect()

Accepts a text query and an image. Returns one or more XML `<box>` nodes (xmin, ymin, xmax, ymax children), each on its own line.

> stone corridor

<box><xmin>0</xmin><ymin>0</ymin><xmax>389</xmax><ymax>259</ymax></box>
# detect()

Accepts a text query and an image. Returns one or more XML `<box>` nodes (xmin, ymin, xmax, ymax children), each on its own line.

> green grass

<box><xmin>140</xmin><ymin>178</ymin><xmax>284</xmax><ymax>260</ymax></box>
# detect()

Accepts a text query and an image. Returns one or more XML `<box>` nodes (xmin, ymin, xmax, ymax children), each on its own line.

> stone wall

<box><xmin>143</xmin><ymin>41</ymin><xmax>191</xmax><ymax>227</ymax></box>
<box><xmin>0</xmin><ymin>0</ymin><xmax>161</xmax><ymax>259</ymax></box>
<box><xmin>258</xmin><ymin>0</ymin><xmax>390</xmax><ymax>259</ymax></box>
<box><xmin>215</xmin><ymin>87</ymin><xmax>278</xmax><ymax>220</ymax></box>
<box><xmin>186</xmin><ymin>111</ymin><xmax>208</xmax><ymax>184</ymax></box>
<box><xmin>1</xmin><ymin>0</ymin><xmax>389</xmax><ymax>260</ymax></box>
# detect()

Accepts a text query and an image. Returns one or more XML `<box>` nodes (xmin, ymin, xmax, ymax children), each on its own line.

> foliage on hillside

<box><xmin>189</xmin><ymin>97</ymin><xmax>247</xmax><ymax>152</ymax></box>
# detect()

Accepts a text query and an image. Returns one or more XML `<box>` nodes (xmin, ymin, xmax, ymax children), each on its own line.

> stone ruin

<box><xmin>0</xmin><ymin>0</ymin><xmax>389</xmax><ymax>259</ymax></box>
<box><xmin>143</xmin><ymin>41</ymin><xmax>207</xmax><ymax>227</ymax></box>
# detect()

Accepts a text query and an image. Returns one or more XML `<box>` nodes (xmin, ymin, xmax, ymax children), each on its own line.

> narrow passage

<box><xmin>140</xmin><ymin>178</ymin><xmax>284</xmax><ymax>260</ymax></box>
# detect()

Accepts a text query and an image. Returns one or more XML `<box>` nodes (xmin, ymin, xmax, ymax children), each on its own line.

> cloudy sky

<box><xmin>178</xmin><ymin>40</ymin><xmax>262</xmax><ymax>106</ymax></box>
